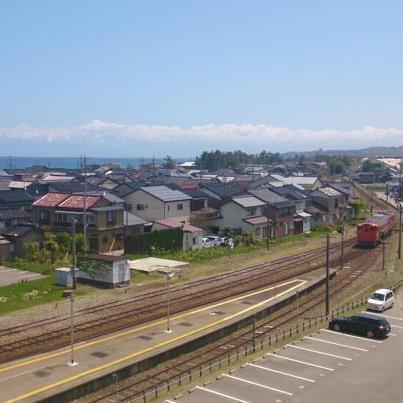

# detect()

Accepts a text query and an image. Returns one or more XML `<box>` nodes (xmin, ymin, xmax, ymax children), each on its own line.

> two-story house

<box><xmin>249</xmin><ymin>188</ymin><xmax>296</xmax><ymax>238</ymax></box>
<box><xmin>216</xmin><ymin>195</ymin><xmax>268</xmax><ymax>240</ymax></box>
<box><xmin>310</xmin><ymin>186</ymin><xmax>344</xmax><ymax>224</ymax></box>
<box><xmin>0</xmin><ymin>190</ymin><xmax>33</xmax><ymax>210</ymax></box>
<box><xmin>32</xmin><ymin>192</ymin><xmax>127</xmax><ymax>252</ymax></box>
<box><xmin>124</xmin><ymin>186</ymin><xmax>192</xmax><ymax>223</ymax></box>
<box><xmin>269</xmin><ymin>185</ymin><xmax>312</xmax><ymax>233</ymax></box>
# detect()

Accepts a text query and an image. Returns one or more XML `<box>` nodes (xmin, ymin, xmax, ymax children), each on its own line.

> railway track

<box><xmin>352</xmin><ymin>182</ymin><xmax>395</xmax><ymax>213</ymax></box>
<box><xmin>86</xmin><ymin>244</ymin><xmax>382</xmax><ymax>403</ymax></box>
<box><xmin>0</xmin><ymin>239</ymin><xmax>357</xmax><ymax>362</ymax></box>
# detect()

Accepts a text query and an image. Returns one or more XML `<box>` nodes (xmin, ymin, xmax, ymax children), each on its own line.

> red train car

<box><xmin>357</xmin><ymin>213</ymin><xmax>395</xmax><ymax>247</ymax></box>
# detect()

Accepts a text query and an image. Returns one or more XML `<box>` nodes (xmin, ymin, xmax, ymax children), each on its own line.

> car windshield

<box><xmin>370</xmin><ymin>293</ymin><xmax>385</xmax><ymax>301</ymax></box>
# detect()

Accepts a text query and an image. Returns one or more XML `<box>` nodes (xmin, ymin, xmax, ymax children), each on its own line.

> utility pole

<box><xmin>63</xmin><ymin>290</ymin><xmax>77</xmax><ymax>366</ymax></box>
<box><xmin>266</xmin><ymin>207</ymin><xmax>270</xmax><ymax>251</ymax></box>
<box><xmin>83</xmin><ymin>153</ymin><xmax>87</xmax><ymax>254</ymax></box>
<box><xmin>72</xmin><ymin>219</ymin><xmax>77</xmax><ymax>290</ymax></box>
<box><xmin>325</xmin><ymin>234</ymin><xmax>330</xmax><ymax>316</ymax></box>
<box><xmin>399</xmin><ymin>158</ymin><xmax>402</xmax><ymax>260</ymax></box>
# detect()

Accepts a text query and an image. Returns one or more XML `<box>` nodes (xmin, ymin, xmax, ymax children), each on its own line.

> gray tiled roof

<box><xmin>232</xmin><ymin>195</ymin><xmax>265</xmax><ymax>208</ymax></box>
<box><xmin>249</xmin><ymin>188</ymin><xmax>289</xmax><ymax>204</ymax></box>
<box><xmin>140</xmin><ymin>186</ymin><xmax>191</xmax><ymax>202</ymax></box>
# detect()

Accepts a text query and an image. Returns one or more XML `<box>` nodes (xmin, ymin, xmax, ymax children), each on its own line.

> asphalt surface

<box><xmin>0</xmin><ymin>266</ymin><xmax>43</xmax><ymax>287</ymax></box>
<box><xmin>174</xmin><ymin>289</ymin><xmax>403</xmax><ymax>403</ymax></box>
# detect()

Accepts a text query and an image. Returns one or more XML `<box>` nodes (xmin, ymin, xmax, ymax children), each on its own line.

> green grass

<box><xmin>125</xmin><ymin>230</ymin><xmax>332</xmax><ymax>264</ymax></box>
<box><xmin>4</xmin><ymin>259</ymin><xmax>60</xmax><ymax>275</ymax></box>
<box><xmin>0</xmin><ymin>276</ymin><xmax>86</xmax><ymax>315</ymax></box>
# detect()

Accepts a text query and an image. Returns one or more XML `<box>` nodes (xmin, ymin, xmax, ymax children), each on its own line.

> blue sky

<box><xmin>1</xmin><ymin>0</ymin><xmax>402</xmax><ymax>157</ymax></box>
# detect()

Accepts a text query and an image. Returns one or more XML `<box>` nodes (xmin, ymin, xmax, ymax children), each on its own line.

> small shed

<box><xmin>54</xmin><ymin>267</ymin><xmax>74</xmax><ymax>287</ymax></box>
<box><xmin>77</xmin><ymin>254</ymin><xmax>130</xmax><ymax>288</ymax></box>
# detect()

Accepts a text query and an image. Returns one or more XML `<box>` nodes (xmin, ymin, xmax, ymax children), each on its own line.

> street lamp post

<box><xmin>72</xmin><ymin>218</ymin><xmax>77</xmax><ymax>290</ymax></box>
<box><xmin>162</xmin><ymin>272</ymin><xmax>175</xmax><ymax>333</ymax></box>
<box><xmin>63</xmin><ymin>290</ymin><xmax>77</xmax><ymax>366</ymax></box>
<box><xmin>398</xmin><ymin>201</ymin><xmax>402</xmax><ymax>260</ymax></box>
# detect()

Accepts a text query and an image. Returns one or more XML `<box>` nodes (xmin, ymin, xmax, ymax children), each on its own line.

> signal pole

<box><xmin>325</xmin><ymin>234</ymin><xmax>330</xmax><ymax>316</ymax></box>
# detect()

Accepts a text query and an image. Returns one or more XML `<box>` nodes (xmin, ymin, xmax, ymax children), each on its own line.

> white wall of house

<box><xmin>216</xmin><ymin>201</ymin><xmax>265</xmax><ymax>238</ymax></box>
<box><xmin>123</xmin><ymin>190</ymin><xmax>190</xmax><ymax>222</ymax></box>
<box><xmin>183</xmin><ymin>230</ymin><xmax>203</xmax><ymax>250</ymax></box>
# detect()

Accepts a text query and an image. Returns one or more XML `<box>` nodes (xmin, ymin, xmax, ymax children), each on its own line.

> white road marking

<box><xmin>223</xmin><ymin>374</ymin><xmax>293</xmax><ymax>396</ymax></box>
<box><xmin>390</xmin><ymin>324</ymin><xmax>403</xmax><ymax>329</ymax></box>
<box><xmin>306</xmin><ymin>336</ymin><xmax>368</xmax><ymax>351</ymax></box>
<box><xmin>195</xmin><ymin>386</ymin><xmax>249</xmax><ymax>402</ymax></box>
<box><xmin>321</xmin><ymin>329</ymin><xmax>383</xmax><ymax>343</ymax></box>
<box><xmin>248</xmin><ymin>363</ymin><xmax>315</xmax><ymax>382</ymax></box>
<box><xmin>266</xmin><ymin>353</ymin><xmax>334</xmax><ymax>371</ymax></box>
<box><xmin>287</xmin><ymin>345</ymin><xmax>352</xmax><ymax>361</ymax></box>
<box><xmin>366</xmin><ymin>313</ymin><xmax>403</xmax><ymax>321</ymax></box>
<box><xmin>389</xmin><ymin>333</ymin><xmax>397</xmax><ymax>337</ymax></box>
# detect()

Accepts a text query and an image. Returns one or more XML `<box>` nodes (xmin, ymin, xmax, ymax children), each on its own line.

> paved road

<box><xmin>174</xmin><ymin>289</ymin><xmax>403</xmax><ymax>403</ymax></box>
<box><xmin>0</xmin><ymin>266</ymin><xmax>43</xmax><ymax>287</ymax></box>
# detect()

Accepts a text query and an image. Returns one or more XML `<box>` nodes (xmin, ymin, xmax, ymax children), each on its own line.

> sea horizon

<box><xmin>0</xmin><ymin>156</ymin><xmax>190</xmax><ymax>170</ymax></box>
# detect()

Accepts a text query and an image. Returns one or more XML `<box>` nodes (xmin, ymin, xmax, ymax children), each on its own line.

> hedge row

<box><xmin>124</xmin><ymin>228</ymin><xmax>183</xmax><ymax>253</ymax></box>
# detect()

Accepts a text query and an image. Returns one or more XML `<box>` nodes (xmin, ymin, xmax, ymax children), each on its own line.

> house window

<box><xmin>255</xmin><ymin>227</ymin><xmax>261</xmax><ymax>237</ymax></box>
<box><xmin>192</xmin><ymin>237</ymin><xmax>196</xmax><ymax>245</ymax></box>
<box><xmin>39</xmin><ymin>210</ymin><xmax>49</xmax><ymax>223</ymax></box>
<box><xmin>136</xmin><ymin>204</ymin><xmax>147</xmax><ymax>211</ymax></box>
<box><xmin>102</xmin><ymin>236</ymin><xmax>108</xmax><ymax>244</ymax></box>
<box><xmin>107</xmin><ymin>211</ymin><xmax>116</xmax><ymax>225</ymax></box>
<box><xmin>177</xmin><ymin>203</ymin><xmax>183</xmax><ymax>211</ymax></box>
<box><xmin>247</xmin><ymin>207</ymin><xmax>257</xmax><ymax>216</ymax></box>
<box><xmin>167</xmin><ymin>205</ymin><xmax>170</xmax><ymax>212</ymax></box>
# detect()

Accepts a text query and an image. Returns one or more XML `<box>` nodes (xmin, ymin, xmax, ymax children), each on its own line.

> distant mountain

<box><xmin>282</xmin><ymin>146</ymin><xmax>403</xmax><ymax>158</ymax></box>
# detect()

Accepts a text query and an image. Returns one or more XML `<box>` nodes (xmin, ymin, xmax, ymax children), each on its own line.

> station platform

<box><xmin>0</xmin><ymin>269</ymin><xmax>330</xmax><ymax>402</ymax></box>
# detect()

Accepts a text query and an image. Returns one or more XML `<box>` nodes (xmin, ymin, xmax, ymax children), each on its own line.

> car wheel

<box><xmin>333</xmin><ymin>323</ymin><xmax>341</xmax><ymax>332</ymax></box>
<box><xmin>366</xmin><ymin>330</ymin><xmax>374</xmax><ymax>338</ymax></box>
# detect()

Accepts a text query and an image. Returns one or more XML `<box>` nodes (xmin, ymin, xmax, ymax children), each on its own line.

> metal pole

<box><xmin>399</xmin><ymin>202</ymin><xmax>402</xmax><ymax>260</ymax></box>
<box><xmin>83</xmin><ymin>153</ymin><xmax>87</xmax><ymax>254</ymax></box>
<box><xmin>69</xmin><ymin>294</ymin><xmax>76</xmax><ymax>365</ymax></box>
<box><xmin>72</xmin><ymin>219</ymin><xmax>77</xmax><ymax>290</ymax></box>
<box><xmin>252</xmin><ymin>317</ymin><xmax>256</xmax><ymax>352</ymax></box>
<box><xmin>296</xmin><ymin>289</ymin><xmax>299</xmax><ymax>319</ymax></box>
<box><xmin>166</xmin><ymin>274</ymin><xmax>172</xmax><ymax>333</ymax></box>
<box><xmin>340</xmin><ymin>227</ymin><xmax>344</xmax><ymax>270</ymax></box>
<box><xmin>266</xmin><ymin>217</ymin><xmax>270</xmax><ymax>251</ymax></box>
<box><xmin>113</xmin><ymin>373</ymin><xmax>119</xmax><ymax>402</ymax></box>
<box><xmin>325</xmin><ymin>234</ymin><xmax>330</xmax><ymax>316</ymax></box>
<box><xmin>382</xmin><ymin>241</ymin><xmax>385</xmax><ymax>271</ymax></box>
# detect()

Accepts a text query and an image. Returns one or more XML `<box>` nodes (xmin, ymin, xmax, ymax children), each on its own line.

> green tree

<box><xmin>163</xmin><ymin>155</ymin><xmax>176</xmax><ymax>169</ymax></box>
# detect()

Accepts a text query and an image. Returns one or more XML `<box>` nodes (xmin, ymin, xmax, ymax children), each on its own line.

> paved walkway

<box><xmin>0</xmin><ymin>266</ymin><xmax>44</xmax><ymax>287</ymax></box>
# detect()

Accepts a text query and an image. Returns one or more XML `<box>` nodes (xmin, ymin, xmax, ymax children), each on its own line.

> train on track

<box><xmin>357</xmin><ymin>213</ymin><xmax>395</xmax><ymax>247</ymax></box>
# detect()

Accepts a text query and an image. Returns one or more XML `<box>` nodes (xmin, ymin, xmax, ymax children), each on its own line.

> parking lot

<box><xmin>0</xmin><ymin>265</ymin><xmax>43</xmax><ymax>287</ymax></box>
<box><xmin>173</xmin><ymin>303</ymin><xmax>403</xmax><ymax>403</ymax></box>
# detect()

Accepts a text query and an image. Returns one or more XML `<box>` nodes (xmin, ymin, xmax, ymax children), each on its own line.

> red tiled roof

<box><xmin>59</xmin><ymin>195</ymin><xmax>101</xmax><ymax>209</ymax></box>
<box><xmin>32</xmin><ymin>193</ymin><xmax>70</xmax><ymax>207</ymax></box>
<box><xmin>244</xmin><ymin>216</ymin><xmax>268</xmax><ymax>225</ymax></box>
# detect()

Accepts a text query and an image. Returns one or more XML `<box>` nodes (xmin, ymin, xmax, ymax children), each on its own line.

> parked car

<box><xmin>329</xmin><ymin>313</ymin><xmax>391</xmax><ymax>338</ymax></box>
<box><xmin>367</xmin><ymin>289</ymin><xmax>394</xmax><ymax>312</ymax></box>
<box><xmin>205</xmin><ymin>235</ymin><xmax>222</xmax><ymax>246</ymax></box>
<box><xmin>202</xmin><ymin>237</ymin><xmax>212</xmax><ymax>248</ymax></box>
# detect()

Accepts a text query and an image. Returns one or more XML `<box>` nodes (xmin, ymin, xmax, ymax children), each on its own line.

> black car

<box><xmin>329</xmin><ymin>313</ymin><xmax>391</xmax><ymax>338</ymax></box>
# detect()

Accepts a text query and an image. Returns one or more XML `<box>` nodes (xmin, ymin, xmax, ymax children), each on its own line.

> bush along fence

<box><xmin>124</xmin><ymin>228</ymin><xmax>183</xmax><ymax>254</ymax></box>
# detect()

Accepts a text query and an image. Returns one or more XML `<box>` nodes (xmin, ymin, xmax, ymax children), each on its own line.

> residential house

<box><xmin>32</xmin><ymin>193</ymin><xmax>128</xmax><ymax>253</ymax></box>
<box><xmin>152</xmin><ymin>218</ymin><xmax>204</xmax><ymax>250</ymax></box>
<box><xmin>122</xmin><ymin>186</ymin><xmax>192</xmax><ymax>223</ymax></box>
<box><xmin>200</xmin><ymin>182</ymin><xmax>248</xmax><ymax>209</ymax></box>
<box><xmin>270</xmin><ymin>174</ymin><xmax>322</xmax><ymax>191</ymax></box>
<box><xmin>310</xmin><ymin>186</ymin><xmax>345</xmax><ymax>224</ymax></box>
<box><xmin>215</xmin><ymin>195</ymin><xmax>268</xmax><ymax>240</ymax></box>
<box><xmin>0</xmin><ymin>190</ymin><xmax>34</xmax><ymax>210</ymax></box>
<box><xmin>249</xmin><ymin>188</ymin><xmax>296</xmax><ymax>238</ymax></box>
<box><xmin>270</xmin><ymin>185</ymin><xmax>312</xmax><ymax>233</ymax></box>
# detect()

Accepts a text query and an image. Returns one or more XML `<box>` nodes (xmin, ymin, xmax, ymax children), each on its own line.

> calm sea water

<box><xmin>0</xmin><ymin>156</ymin><xmax>188</xmax><ymax>170</ymax></box>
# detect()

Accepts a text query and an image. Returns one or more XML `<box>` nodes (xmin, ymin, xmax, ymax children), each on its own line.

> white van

<box><xmin>367</xmin><ymin>289</ymin><xmax>395</xmax><ymax>312</ymax></box>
